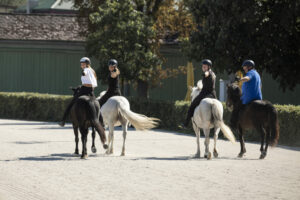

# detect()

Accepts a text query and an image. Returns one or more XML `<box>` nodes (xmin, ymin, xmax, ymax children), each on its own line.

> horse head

<box><xmin>226</xmin><ymin>83</ymin><xmax>241</xmax><ymax>108</ymax></box>
<box><xmin>190</xmin><ymin>80</ymin><xmax>203</xmax><ymax>101</ymax></box>
<box><xmin>70</xmin><ymin>86</ymin><xmax>81</xmax><ymax>97</ymax></box>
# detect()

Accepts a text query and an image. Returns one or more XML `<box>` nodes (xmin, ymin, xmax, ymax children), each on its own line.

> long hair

<box><xmin>87</xmin><ymin>64</ymin><xmax>97</xmax><ymax>79</ymax></box>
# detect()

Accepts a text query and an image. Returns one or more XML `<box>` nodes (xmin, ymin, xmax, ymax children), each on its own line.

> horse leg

<box><xmin>73</xmin><ymin>124</ymin><xmax>79</xmax><ymax>155</ymax></box>
<box><xmin>121</xmin><ymin>121</ymin><xmax>128</xmax><ymax>156</ymax></box>
<box><xmin>203</xmin><ymin>128</ymin><xmax>211</xmax><ymax>160</ymax></box>
<box><xmin>80</xmin><ymin>127</ymin><xmax>88</xmax><ymax>159</ymax></box>
<box><xmin>192</xmin><ymin>122</ymin><xmax>200</xmax><ymax>158</ymax></box>
<box><xmin>264</xmin><ymin>126</ymin><xmax>271</xmax><ymax>158</ymax></box>
<box><xmin>258</xmin><ymin>125</ymin><xmax>267</xmax><ymax>159</ymax></box>
<box><xmin>106</xmin><ymin>123</ymin><xmax>114</xmax><ymax>154</ymax></box>
<box><xmin>238</xmin><ymin>126</ymin><xmax>246</xmax><ymax>157</ymax></box>
<box><xmin>213</xmin><ymin>127</ymin><xmax>220</xmax><ymax>158</ymax></box>
<box><xmin>91</xmin><ymin>127</ymin><xmax>97</xmax><ymax>153</ymax></box>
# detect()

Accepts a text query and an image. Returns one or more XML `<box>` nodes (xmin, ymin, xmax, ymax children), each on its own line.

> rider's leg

<box><xmin>59</xmin><ymin>97</ymin><xmax>77</xmax><ymax>127</ymax></box>
<box><xmin>59</xmin><ymin>86</ymin><xmax>91</xmax><ymax>127</ymax></box>
<box><xmin>183</xmin><ymin>94</ymin><xmax>204</xmax><ymax>127</ymax></box>
<box><xmin>99</xmin><ymin>93</ymin><xmax>110</xmax><ymax>107</ymax></box>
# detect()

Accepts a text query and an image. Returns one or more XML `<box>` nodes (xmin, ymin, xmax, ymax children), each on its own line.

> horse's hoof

<box><xmin>204</xmin><ymin>152</ymin><xmax>212</xmax><ymax>160</ymax></box>
<box><xmin>103</xmin><ymin>144</ymin><xmax>108</xmax><ymax>149</ymax></box>
<box><xmin>81</xmin><ymin>154</ymin><xmax>88</xmax><ymax>159</ymax></box>
<box><xmin>120</xmin><ymin>153</ymin><xmax>125</xmax><ymax>156</ymax></box>
<box><xmin>91</xmin><ymin>147</ymin><xmax>97</xmax><ymax>153</ymax></box>
<box><xmin>74</xmin><ymin>151</ymin><xmax>79</xmax><ymax>155</ymax></box>
<box><xmin>194</xmin><ymin>153</ymin><xmax>200</xmax><ymax>158</ymax></box>
<box><xmin>207</xmin><ymin>152</ymin><xmax>212</xmax><ymax>160</ymax></box>
<box><xmin>214</xmin><ymin>149</ymin><xmax>219</xmax><ymax>158</ymax></box>
<box><xmin>259</xmin><ymin>152</ymin><xmax>266</xmax><ymax>159</ymax></box>
<box><xmin>237</xmin><ymin>153</ymin><xmax>245</xmax><ymax>158</ymax></box>
<box><xmin>213</xmin><ymin>151</ymin><xmax>218</xmax><ymax>158</ymax></box>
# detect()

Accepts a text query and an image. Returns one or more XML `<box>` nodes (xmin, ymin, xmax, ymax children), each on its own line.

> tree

<box><xmin>184</xmin><ymin>0</ymin><xmax>300</xmax><ymax>91</ymax></box>
<box><xmin>74</xmin><ymin>0</ymin><xmax>194</xmax><ymax>98</ymax></box>
<box><xmin>87</xmin><ymin>0</ymin><xmax>162</xmax><ymax>98</ymax></box>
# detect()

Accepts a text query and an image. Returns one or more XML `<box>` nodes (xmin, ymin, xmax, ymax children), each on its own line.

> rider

<box><xmin>182</xmin><ymin>59</ymin><xmax>217</xmax><ymax>128</ymax></box>
<box><xmin>98</xmin><ymin>59</ymin><xmax>121</xmax><ymax>107</ymax></box>
<box><xmin>98</xmin><ymin>59</ymin><xmax>121</xmax><ymax>127</ymax></box>
<box><xmin>59</xmin><ymin>57</ymin><xmax>97</xmax><ymax>127</ymax></box>
<box><xmin>239</xmin><ymin>60</ymin><xmax>262</xmax><ymax>105</ymax></box>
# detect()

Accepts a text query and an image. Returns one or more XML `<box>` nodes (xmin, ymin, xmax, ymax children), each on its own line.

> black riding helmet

<box><xmin>108</xmin><ymin>59</ymin><xmax>118</xmax><ymax>66</ymax></box>
<box><xmin>242</xmin><ymin>60</ymin><xmax>255</xmax><ymax>68</ymax></box>
<box><xmin>201</xmin><ymin>59</ymin><xmax>212</xmax><ymax>67</ymax></box>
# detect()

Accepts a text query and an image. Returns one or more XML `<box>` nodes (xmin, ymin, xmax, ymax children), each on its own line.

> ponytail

<box><xmin>87</xmin><ymin>64</ymin><xmax>97</xmax><ymax>79</ymax></box>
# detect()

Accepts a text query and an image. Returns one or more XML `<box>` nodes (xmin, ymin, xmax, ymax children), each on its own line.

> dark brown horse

<box><xmin>226</xmin><ymin>84</ymin><xmax>279</xmax><ymax>159</ymax></box>
<box><xmin>70</xmin><ymin>87</ymin><xmax>108</xmax><ymax>159</ymax></box>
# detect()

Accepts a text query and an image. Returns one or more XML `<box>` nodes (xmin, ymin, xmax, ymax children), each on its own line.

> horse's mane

<box><xmin>197</xmin><ymin>80</ymin><xmax>203</xmax><ymax>90</ymax></box>
<box><xmin>228</xmin><ymin>83</ymin><xmax>241</xmax><ymax>96</ymax></box>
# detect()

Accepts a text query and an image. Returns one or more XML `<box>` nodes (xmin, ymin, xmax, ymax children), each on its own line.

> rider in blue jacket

<box><xmin>239</xmin><ymin>60</ymin><xmax>262</xmax><ymax>104</ymax></box>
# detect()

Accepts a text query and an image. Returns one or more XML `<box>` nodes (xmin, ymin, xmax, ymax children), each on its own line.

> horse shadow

<box><xmin>133</xmin><ymin>155</ymin><xmax>261</xmax><ymax>161</ymax></box>
<box><xmin>16</xmin><ymin>152</ymin><xmax>106</xmax><ymax>161</ymax></box>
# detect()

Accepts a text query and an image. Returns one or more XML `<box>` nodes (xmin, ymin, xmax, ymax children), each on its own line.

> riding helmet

<box><xmin>201</xmin><ymin>59</ymin><xmax>212</xmax><ymax>67</ymax></box>
<box><xmin>242</xmin><ymin>60</ymin><xmax>255</xmax><ymax>68</ymax></box>
<box><xmin>108</xmin><ymin>59</ymin><xmax>118</xmax><ymax>66</ymax></box>
<box><xmin>80</xmin><ymin>57</ymin><xmax>91</xmax><ymax>64</ymax></box>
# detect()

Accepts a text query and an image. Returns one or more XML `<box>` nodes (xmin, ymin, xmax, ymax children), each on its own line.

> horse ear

<box><xmin>69</xmin><ymin>87</ymin><xmax>75</xmax><ymax>91</ymax></box>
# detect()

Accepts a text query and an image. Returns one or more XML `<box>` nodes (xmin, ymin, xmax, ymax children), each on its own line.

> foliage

<box><xmin>74</xmin><ymin>0</ymin><xmax>195</xmax><ymax>94</ymax></box>
<box><xmin>1</xmin><ymin>92</ymin><xmax>299</xmax><ymax>146</ymax></box>
<box><xmin>154</xmin><ymin>0</ymin><xmax>196</xmax><ymax>42</ymax></box>
<box><xmin>183</xmin><ymin>0</ymin><xmax>300</xmax><ymax>91</ymax></box>
<box><xmin>87</xmin><ymin>0</ymin><xmax>162</xmax><ymax>87</ymax></box>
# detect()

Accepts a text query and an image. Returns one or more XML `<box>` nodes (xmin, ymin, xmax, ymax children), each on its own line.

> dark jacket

<box><xmin>200</xmin><ymin>70</ymin><xmax>216</xmax><ymax>98</ymax></box>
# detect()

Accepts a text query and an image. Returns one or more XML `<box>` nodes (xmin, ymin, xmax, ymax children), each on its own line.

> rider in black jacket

<box><xmin>182</xmin><ymin>59</ymin><xmax>216</xmax><ymax>128</ymax></box>
<box><xmin>98</xmin><ymin>59</ymin><xmax>121</xmax><ymax>126</ymax></box>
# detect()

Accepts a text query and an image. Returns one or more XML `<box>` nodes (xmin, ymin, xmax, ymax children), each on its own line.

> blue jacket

<box><xmin>241</xmin><ymin>69</ymin><xmax>262</xmax><ymax>104</ymax></box>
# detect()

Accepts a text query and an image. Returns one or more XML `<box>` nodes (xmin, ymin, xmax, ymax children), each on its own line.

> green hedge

<box><xmin>0</xmin><ymin>92</ymin><xmax>299</xmax><ymax>146</ymax></box>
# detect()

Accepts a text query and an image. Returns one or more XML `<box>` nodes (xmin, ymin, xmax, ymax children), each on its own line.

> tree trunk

<box><xmin>137</xmin><ymin>80</ymin><xmax>149</xmax><ymax>99</ymax></box>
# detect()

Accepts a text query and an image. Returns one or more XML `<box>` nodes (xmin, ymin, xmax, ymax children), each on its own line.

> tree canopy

<box><xmin>184</xmin><ymin>0</ymin><xmax>300</xmax><ymax>91</ymax></box>
<box><xmin>87</xmin><ymin>0</ymin><xmax>162</xmax><ymax>85</ymax></box>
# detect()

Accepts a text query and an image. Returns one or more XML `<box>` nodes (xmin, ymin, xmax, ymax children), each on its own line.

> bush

<box><xmin>0</xmin><ymin>92</ymin><xmax>299</xmax><ymax>146</ymax></box>
<box><xmin>0</xmin><ymin>92</ymin><xmax>72</xmax><ymax>122</ymax></box>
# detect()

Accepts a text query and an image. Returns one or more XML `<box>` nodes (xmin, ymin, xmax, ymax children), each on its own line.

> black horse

<box><xmin>226</xmin><ymin>84</ymin><xmax>279</xmax><ymax>159</ymax></box>
<box><xmin>70</xmin><ymin>87</ymin><xmax>108</xmax><ymax>159</ymax></box>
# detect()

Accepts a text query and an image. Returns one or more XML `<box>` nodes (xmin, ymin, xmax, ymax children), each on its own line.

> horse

<box><xmin>70</xmin><ymin>87</ymin><xmax>108</xmax><ymax>159</ymax></box>
<box><xmin>96</xmin><ymin>92</ymin><xmax>159</xmax><ymax>156</ymax></box>
<box><xmin>226</xmin><ymin>83</ymin><xmax>279</xmax><ymax>159</ymax></box>
<box><xmin>190</xmin><ymin>81</ymin><xmax>236</xmax><ymax>160</ymax></box>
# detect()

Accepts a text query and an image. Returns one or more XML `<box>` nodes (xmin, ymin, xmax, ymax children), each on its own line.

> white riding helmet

<box><xmin>80</xmin><ymin>57</ymin><xmax>91</xmax><ymax>64</ymax></box>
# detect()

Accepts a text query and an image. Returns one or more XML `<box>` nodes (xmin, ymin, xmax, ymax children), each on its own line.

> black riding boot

<box><xmin>59</xmin><ymin>98</ymin><xmax>76</xmax><ymax>127</ymax></box>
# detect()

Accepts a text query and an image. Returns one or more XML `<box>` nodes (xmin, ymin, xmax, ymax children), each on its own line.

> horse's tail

<box><xmin>211</xmin><ymin>102</ymin><xmax>236</xmax><ymax>143</ymax></box>
<box><xmin>268</xmin><ymin>105</ymin><xmax>280</xmax><ymax>147</ymax></box>
<box><xmin>117</xmin><ymin>101</ymin><xmax>160</xmax><ymax>130</ymax></box>
<box><xmin>83</xmin><ymin>99</ymin><xmax>108</xmax><ymax>149</ymax></box>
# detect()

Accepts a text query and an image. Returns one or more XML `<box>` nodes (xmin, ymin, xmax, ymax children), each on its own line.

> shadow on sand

<box><xmin>133</xmin><ymin>155</ymin><xmax>261</xmax><ymax>161</ymax></box>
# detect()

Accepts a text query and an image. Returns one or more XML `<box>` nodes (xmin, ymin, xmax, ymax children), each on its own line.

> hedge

<box><xmin>0</xmin><ymin>92</ymin><xmax>299</xmax><ymax>146</ymax></box>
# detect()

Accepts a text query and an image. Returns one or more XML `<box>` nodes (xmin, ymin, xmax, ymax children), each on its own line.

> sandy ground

<box><xmin>0</xmin><ymin>119</ymin><xmax>299</xmax><ymax>200</ymax></box>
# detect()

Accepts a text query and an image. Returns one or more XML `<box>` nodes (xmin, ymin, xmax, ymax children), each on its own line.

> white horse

<box><xmin>190</xmin><ymin>80</ymin><xmax>235</xmax><ymax>159</ymax></box>
<box><xmin>97</xmin><ymin>92</ymin><xmax>159</xmax><ymax>156</ymax></box>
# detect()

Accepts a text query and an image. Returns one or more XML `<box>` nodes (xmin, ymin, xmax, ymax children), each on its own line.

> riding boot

<box><xmin>59</xmin><ymin>98</ymin><xmax>76</xmax><ymax>127</ymax></box>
